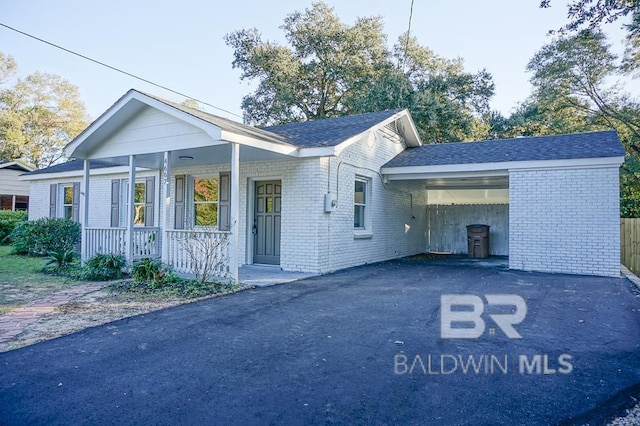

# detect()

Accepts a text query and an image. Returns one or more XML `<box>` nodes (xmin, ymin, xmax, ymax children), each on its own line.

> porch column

<box><xmin>126</xmin><ymin>155</ymin><xmax>136</xmax><ymax>263</ymax></box>
<box><xmin>229</xmin><ymin>142</ymin><xmax>239</xmax><ymax>281</ymax></box>
<box><xmin>161</xmin><ymin>151</ymin><xmax>171</xmax><ymax>264</ymax></box>
<box><xmin>11</xmin><ymin>195</ymin><xmax>15</xmax><ymax>211</ymax></box>
<box><xmin>81</xmin><ymin>160</ymin><xmax>90</xmax><ymax>262</ymax></box>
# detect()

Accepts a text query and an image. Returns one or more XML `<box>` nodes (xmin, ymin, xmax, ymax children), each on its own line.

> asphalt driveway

<box><xmin>1</xmin><ymin>256</ymin><xmax>640</xmax><ymax>425</ymax></box>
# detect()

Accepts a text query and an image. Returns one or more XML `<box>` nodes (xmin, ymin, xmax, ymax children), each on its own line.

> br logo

<box><xmin>440</xmin><ymin>294</ymin><xmax>527</xmax><ymax>339</ymax></box>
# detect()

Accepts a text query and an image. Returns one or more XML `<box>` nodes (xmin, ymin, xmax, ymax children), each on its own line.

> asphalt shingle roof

<box><xmin>137</xmin><ymin>91</ymin><xmax>293</xmax><ymax>147</ymax></box>
<box><xmin>24</xmin><ymin>159</ymin><xmax>120</xmax><ymax>175</ymax></box>
<box><xmin>140</xmin><ymin>91</ymin><xmax>401</xmax><ymax>148</ymax></box>
<box><xmin>262</xmin><ymin>110</ymin><xmax>403</xmax><ymax>148</ymax></box>
<box><xmin>383</xmin><ymin>130</ymin><xmax>625</xmax><ymax>168</ymax></box>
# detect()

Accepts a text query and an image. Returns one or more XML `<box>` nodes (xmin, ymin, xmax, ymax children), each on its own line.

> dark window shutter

<box><xmin>49</xmin><ymin>184</ymin><xmax>57</xmax><ymax>218</ymax></box>
<box><xmin>174</xmin><ymin>175</ymin><xmax>186</xmax><ymax>229</ymax></box>
<box><xmin>219</xmin><ymin>172</ymin><xmax>230</xmax><ymax>231</ymax></box>
<box><xmin>111</xmin><ymin>179</ymin><xmax>120</xmax><ymax>227</ymax></box>
<box><xmin>145</xmin><ymin>176</ymin><xmax>155</xmax><ymax>227</ymax></box>
<box><xmin>72</xmin><ymin>182</ymin><xmax>80</xmax><ymax>222</ymax></box>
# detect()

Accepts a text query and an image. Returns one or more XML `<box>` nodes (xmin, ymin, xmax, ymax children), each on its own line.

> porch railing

<box><xmin>165</xmin><ymin>229</ymin><xmax>231</xmax><ymax>277</ymax></box>
<box><xmin>84</xmin><ymin>227</ymin><xmax>126</xmax><ymax>258</ymax></box>
<box><xmin>132</xmin><ymin>227</ymin><xmax>160</xmax><ymax>259</ymax></box>
<box><xmin>84</xmin><ymin>227</ymin><xmax>160</xmax><ymax>260</ymax></box>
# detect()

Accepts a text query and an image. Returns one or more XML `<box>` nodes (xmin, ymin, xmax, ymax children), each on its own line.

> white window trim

<box><xmin>59</xmin><ymin>183</ymin><xmax>74</xmax><ymax>220</ymax></box>
<box><xmin>188</xmin><ymin>173</ymin><xmax>220</xmax><ymax>230</ymax></box>
<box><xmin>354</xmin><ymin>176</ymin><xmax>373</xmax><ymax>239</ymax></box>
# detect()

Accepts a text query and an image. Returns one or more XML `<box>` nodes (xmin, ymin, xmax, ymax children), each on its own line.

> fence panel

<box><xmin>621</xmin><ymin>218</ymin><xmax>640</xmax><ymax>275</ymax></box>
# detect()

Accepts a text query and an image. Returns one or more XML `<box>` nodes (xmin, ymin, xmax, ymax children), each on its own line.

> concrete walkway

<box><xmin>238</xmin><ymin>264</ymin><xmax>319</xmax><ymax>287</ymax></box>
<box><xmin>0</xmin><ymin>282</ymin><xmax>106</xmax><ymax>351</ymax></box>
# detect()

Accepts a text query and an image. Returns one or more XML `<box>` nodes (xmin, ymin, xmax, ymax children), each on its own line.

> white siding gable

<box><xmin>0</xmin><ymin>168</ymin><xmax>30</xmax><ymax>196</ymax></box>
<box><xmin>90</xmin><ymin>106</ymin><xmax>223</xmax><ymax>159</ymax></box>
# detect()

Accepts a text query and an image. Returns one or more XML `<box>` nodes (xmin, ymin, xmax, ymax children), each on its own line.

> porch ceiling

<box><xmin>90</xmin><ymin>143</ymin><xmax>292</xmax><ymax>169</ymax></box>
<box><xmin>424</xmin><ymin>175</ymin><xmax>508</xmax><ymax>190</ymax></box>
<box><xmin>422</xmin><ymin>175</ymin><xmax>509</xmax><ymax>205</ymax></box>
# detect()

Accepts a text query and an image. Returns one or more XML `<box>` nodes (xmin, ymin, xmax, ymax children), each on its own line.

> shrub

<box><xmin>108</xmin><ymin>276</ymin><xmax>242</xmax><ymax>299</ymax></box>
<box><xmin>10</xmin><ymin>218</ymin><xmax>80</xmax><ymax>256</ymax></box>
<box><xmin>82</xmin><ymin>253</ymin><xmax>127</xmax><ymax>281</ymax></box>
<box><xmin>132</xmin><ymin>257</ymin><xmax>168</xmax><ymax>287</ymax></box>
<box><xmin>0</xmin><ymin>210</ymin><xmax>28</xmax><ymax>244</ymax></box>
<box><xmin>45</xmin><ymin>249</ymin><xmax>77</xmax><ymax>272</ymax></box>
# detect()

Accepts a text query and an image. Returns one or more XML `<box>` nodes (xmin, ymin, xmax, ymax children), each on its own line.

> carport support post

<box><xmin>230</xmin><ymin>142</ymin><xmax>239</xmax><ymax>282</ymax></box>
<box><xmin>81</xmin><ymin>159</ymin><xmax>90</xmax><ymax>262</ymax></box>
<box><xmin>161</xmin><ymin>151</ymin><xmax>171</xmax><ymax>264</ymax></box>
<box><xmin>126</xmin><ymin>155</ymin><xmax>136</xmax><ymax>264</ymax></box>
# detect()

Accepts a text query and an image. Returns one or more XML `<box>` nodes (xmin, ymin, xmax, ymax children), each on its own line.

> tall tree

<box><xmin>540</xmin><ymin>0</ymin><xmax>640</xmax><ymax>70</ymax></box>
<box><xmin>0</xmin><ymin>54</ymin><xmax>88</xmax><ymax>169</ymax></box>
<box><xmin>225</xmin><ymin>1</ymin><xmax>495</xmax><ymax>143</ymax></box>
<box><xmin>540</xmin><ymin>0</ymin><xmax>638</xmax><ymax>33</ymax></box>
<box><xmin>225</xmin><ymin>2</ymin><xmax>389</xmax><ymax>124</ymax></box>
<box><xmin>0</xmin><ymin>53</ymin><xmax>17</xmax><ymax>84</ymax></box>
<box><xmin>527</xmin><ymin>29</ymin><xmax>640</xmax><ymax>149</ymax></box>
<box><xmin>497</xmin><ymin>95</ymin><xmax>597</xmax><ymax>138</ymax></box>
<box><xmin>394</xmin><ymin>33</ymin><xmax>494</xmax><ymax>142</ymax></box>
<box><xmin>525</xmin><ymin>29</ymin><xmax>640</xmax><ymax>216</ymax></box>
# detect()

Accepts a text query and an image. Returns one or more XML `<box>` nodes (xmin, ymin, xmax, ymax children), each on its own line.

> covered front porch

<box><xmin>67</xmin><ymin>90</ymin><xmax>301</xmax><ymax>281</ymax></box>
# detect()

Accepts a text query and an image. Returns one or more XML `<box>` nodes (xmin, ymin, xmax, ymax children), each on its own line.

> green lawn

<box><xmin>0</xmin><ymin>245</ymin><xmax>84</xmax><ymax>315</ymax></box>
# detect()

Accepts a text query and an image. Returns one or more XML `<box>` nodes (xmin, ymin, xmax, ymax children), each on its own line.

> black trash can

<box><xmin>467</xmin><ymin>224</ymin><xmax>490</xmax><ymax>258</ymax></box>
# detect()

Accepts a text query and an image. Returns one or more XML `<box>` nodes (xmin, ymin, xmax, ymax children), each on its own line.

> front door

<box><xmin>253</xmin><ymin>180</ymin><xmax>281</xmax><ymax>265</ymax></box>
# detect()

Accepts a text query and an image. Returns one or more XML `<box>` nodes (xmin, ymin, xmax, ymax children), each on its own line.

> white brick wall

<box><xmin>28</xmin><ymin>170</ymin><xmax>160</xmax><ymax>227</ymax></box>
<box><xmin>28</xmin><ymin>180</ymin><xmax>58</xmax><ymax>220</ymax></box>
<box><xmin>27</xmin><ymin>126</ymin><xmax>427</xmax><ymax>275</ymax></box>
<box><xmin>317</xmin><ymin>129</ymin><xmax>427</xmax><ymax>273</ymax></box>
<box><xmin>171</xmin><ymin>158</ymin><xmax>326</xmax><ymax>273</ymax></box>
<box><xmin>509</xmin><ymin>167</ymin><xmax>620</xmax><ymax>277</ymax></box>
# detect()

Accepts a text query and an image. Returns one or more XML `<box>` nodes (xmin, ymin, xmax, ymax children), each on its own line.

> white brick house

<box><xmin>22</xmin><ymin>89</ymin><xmax>625</xmax><ymax>278</ymax></box>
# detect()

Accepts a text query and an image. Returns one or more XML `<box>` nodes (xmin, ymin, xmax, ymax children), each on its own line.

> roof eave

<box><xmin>332</xmin><ymin>109</ymin><xmax>422</xmax><ymax>156</ymax></box>
<box><xmin>382</xmin><ymin>155</ymin><xmax>625</xmax><ymax>179</ymax></box>
<box><xmin>65</xmin><ymin>89</ymin><xmax>301</xmax><ymax>160</ymax></box>
<box><xmin>0</xmin><ymin>160</ymin><xmax>35</xmax><ymax>172</ymax></box>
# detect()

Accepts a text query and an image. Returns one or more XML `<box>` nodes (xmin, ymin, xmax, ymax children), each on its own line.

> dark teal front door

<box><xmin>253</xmin><ymin>181</ymin><xmax>281</xmax><ymax>265</ymax></box>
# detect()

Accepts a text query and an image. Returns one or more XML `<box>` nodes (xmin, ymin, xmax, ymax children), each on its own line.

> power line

<box><xmin>402</xmin><ymin>0</ymin><xmax>415</xmax><ymax>72</ymax></box>
<box><xmin>0</xmin><ymin>22</ymin><xmax>243</xmax><ymax>119</ymax></box>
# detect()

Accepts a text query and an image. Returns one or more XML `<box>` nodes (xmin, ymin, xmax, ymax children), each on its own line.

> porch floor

<box><xmin>239</xmin><ymin>264</ymin><xmax>319</xmax><ymax>287</ymax></box>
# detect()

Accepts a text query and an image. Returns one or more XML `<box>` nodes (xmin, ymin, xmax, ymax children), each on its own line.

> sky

<box><xmin>0</xmin><ymin>0</ymin><xmax>635</xmax><ymax>122</ymax></box>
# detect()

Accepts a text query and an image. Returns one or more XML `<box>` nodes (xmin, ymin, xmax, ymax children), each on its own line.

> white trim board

<box><xmin>382</xmin><ymin>156</ymin><xmax>625</xmax><ymax>179</ymax></box>
<box><xmin>19</xmin><ymin>166</ymin><xmax>151</xmax><ymax>181</ymax></box>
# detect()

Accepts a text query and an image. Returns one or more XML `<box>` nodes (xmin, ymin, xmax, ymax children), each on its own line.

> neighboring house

<box><xmin>21</xmin><ymin>89</ymin><xmax>625</xmax><ymax>279</ymax></box>
<box><xmin>0</xmin><ymin>161</ymin><xmax>34</xmax><ymax>211</ymax></box>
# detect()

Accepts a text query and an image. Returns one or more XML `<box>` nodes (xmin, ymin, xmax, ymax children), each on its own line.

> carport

<box><xmin>381</xmin><ymin>130</ymin><xmax>625</xmax><ymax>277</ymax></box>
<box><xmin>408</xmin><ymin>173</ymin><xmax>507</xmax><ymax>257</ymax></box>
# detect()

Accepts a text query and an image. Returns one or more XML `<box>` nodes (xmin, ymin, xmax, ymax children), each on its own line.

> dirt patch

<box><xmin>3</xmin><ymin>285</ymin><xmax>249</xmax><ymax>351</ymax></box>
